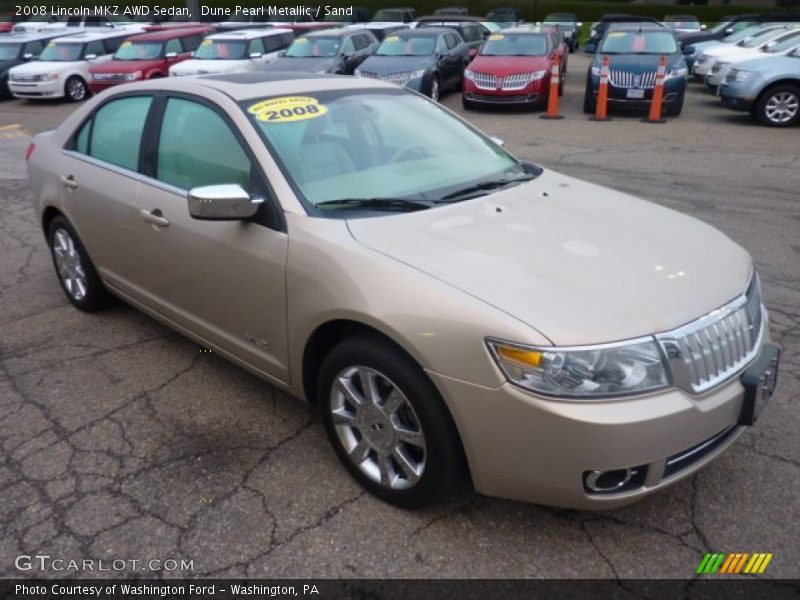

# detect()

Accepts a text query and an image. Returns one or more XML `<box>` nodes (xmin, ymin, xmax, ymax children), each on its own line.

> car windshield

<box><xmin>0</xmin><ymin>43</ymin><xmax>22</xmax><ymax>60</ymax></box>
<box><xmin>38</xmin><ymin>42</ymin><xmax>83</xmax><ymax>62</ymax></box>
<box><xmin>242</xmin><ymin>90</ymin><xmax>527</xmax><ymax>210</ymax></box>
<box><xmin>285</xmin><ymin>36</ymin><xmax>340</xmax><ymax>57</ymax></box>
<box><xmin>376</xmin><ymin>35</ymin><xmax>434</xmax><ymax>56</ymax></box>
<box><xmin>723</xmin><ymin>26</ymin><xmax>767</xmax><ymax>43</ymax></box>
<box><xmin>193</xmin><ymin>39</ymin><xmax>248</xmax><ymax>60</ymax></box>
<box><xmin>114</xmin><ymin>40</ymin><xmax>164</xmax><ymax>60</ymax></box>
<box><xmin>600</xmin><ymin>31</ymin><xmax>679</xmax><ymax>54</ymax></box>
<box><xmin>740</xmin><ymin>29</ymin><xmax>787</xmax><ymax>48</ymax></box>
<box><xmin>481</xmin><ymin>33</ymin><xmax>547</xmax><ymax>56</ymax></box>
<box><xmin>665</xmin><ymin>17</ymin><xmax>700</xmax><ymax>28</ymax></box>
<box><xmin>763</xmin><ymin>31</ymin><xmax>800</xmax><ymax>53</ymax></box>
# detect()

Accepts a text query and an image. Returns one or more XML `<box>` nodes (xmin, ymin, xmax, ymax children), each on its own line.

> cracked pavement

<box><xmin>1</xmin><ymin>54</ymin><xmax>798</xmax><ymax>580</ymax></box>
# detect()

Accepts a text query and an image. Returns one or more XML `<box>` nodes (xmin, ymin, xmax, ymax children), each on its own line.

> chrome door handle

<box><xmin>139</xmin><ymin>209</ymin><xmax>169</xmax><ymax>227</ymax></box>
<box><xmin>60</xmin><ymin>174</ymin><xmax>78</xmax><ymax>189</ymax></box>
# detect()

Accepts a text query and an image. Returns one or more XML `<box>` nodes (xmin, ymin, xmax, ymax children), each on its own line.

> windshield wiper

<box><xmin>315</xmin><ymin>197</ymin><xmax>433</xmax><ymax>211</ymax></box>
<box><xmin>437</xmin><ymin>175</ymin><xmax>535</xmax><ymax>202</ymax></box>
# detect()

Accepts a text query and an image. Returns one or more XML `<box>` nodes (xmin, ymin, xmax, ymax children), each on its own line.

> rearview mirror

<box><xmin>249</xmin><ymin>52</ymin><xmax>263</xmax><ymax>59</ymax></box>
<box><xmin>188</xmin><ymin>184</ymin><xmax>263</xmax><ymax>220</ymax></box>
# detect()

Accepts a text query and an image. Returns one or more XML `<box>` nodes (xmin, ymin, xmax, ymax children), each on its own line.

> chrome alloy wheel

<box><xmin>52</xmin><ymin>228</ymin><xmax>87</xmax><ymax>301</ymax></box>
<box><xmin>330</xmin><ymin>366</ymin><xmax>426</xmax><ymax>490</ymax></box>
<box><xmin>765</xmin><ymin>91</ymin><xmax>799</xmax><ymax>124</ymax></box>
<box><xmin>66</xmin><ymin>77</ymin><xmax>86</xmax><ymax>101</ymax></box>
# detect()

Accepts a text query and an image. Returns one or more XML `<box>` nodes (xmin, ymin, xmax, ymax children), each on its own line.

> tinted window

<box><xmin>104</xmin><ymin>36</ymin><xmax>128</xmax><ymax>53</ymax></box>
<box><xmin>85</xmin><ymin>40</ymin><xmax>106</xmax><ymax>57</ymax></box>
<box><xmin>87</xmin><ymin>96</ymin><xmax>153</xmax><ymax>171</ymax></box>
<box><xmin>23</xmin><ymin>40</ymin><xmax>44</xmax><ymax>56</ymax></box>
<box><xmin>264</xmin><ymin>33</ymin><xmax>292</xmax><ymax>53</ymax></box>
<box><xmin>157</xmin><ymin>98</ymin><xmax>251</xmax><ymax>191</ymax></box>
<box><xmin>165</xmin><ymin>38</ymin><xmax>182</xmax><ymax>55</ymax></box>
<box><xmin>180</xmin><ymin>34</ymin><xmax>202</xmax><ymax>52</ymax></box>
<box><xmin>445</xmin><ymin>34</ymin><xmax>459</xmax><ymax>49</ymax></box>
<box><xmin>249</xmin><ymin>37</ymin><xmax>265</xmax><ymax>54</ymax></box>
<box><xmin>462</xmin><ymin>25</ymin><xmax>482</xmax><ymax>43</ymax></box>
<box><xmin>436</xmin><ymin>35</ymin><xmax>448</xmax><ymax>54</ymax></box>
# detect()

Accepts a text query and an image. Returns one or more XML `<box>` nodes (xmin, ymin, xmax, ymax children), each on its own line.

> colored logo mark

<box><xmin>696</xmin><ymin>553</ymin><xmax>773</xmax><ymax>574</ymax></box>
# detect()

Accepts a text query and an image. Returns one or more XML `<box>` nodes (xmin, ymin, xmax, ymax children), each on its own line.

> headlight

<box><xmin>124</xmin><ymin>71</ymin><xmax>142</xmax><ymax>81</ymax></box>
<box><xmin>666</xmin><ymin>67</ymin><xmax>687</xmax><ymax>79</ymax></box>
<box><xmin>464</xmin><ymin>68</ymin><xmax>474</xmax><ymax>81</ymax></box>
<box><xmin>408</xmin><ymin>69</ymin><xmax>426</xmax><ymax>80</ymax></box>
<box><xmin>41</xmin><ymin>73</ymin><xmax>60</xmax><ymax>81</ymax></box>
<box><xmin>486</xmin><ymin>338</ymin><xmax>670</xmax><ymax>398</ymax></box>
<box><xmin>729</xmin><ymin>68</ymin><xmax>756</xmax><ymax>84</ymax></box>
<box><xmin>530</xmin><ymin>70</ymin><xmax>547</xmax><ymax>80</ymax></box>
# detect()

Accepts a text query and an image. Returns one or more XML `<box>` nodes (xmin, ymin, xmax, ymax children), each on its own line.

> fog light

<box><xmin>584</xmin><ymin>467</ymin><xmax>646</xmax><ymax>494</ymax></box>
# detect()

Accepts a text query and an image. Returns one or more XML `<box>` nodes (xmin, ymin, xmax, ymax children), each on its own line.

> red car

<box><xmin>88</xmin><ymin>26</ymin><xmax>213</xmax><ymax>93</ymax></box>
<box><xmin>462</xmin><ymin>26</ymin><xmax>568</xmax><ymax>110</ymax></box>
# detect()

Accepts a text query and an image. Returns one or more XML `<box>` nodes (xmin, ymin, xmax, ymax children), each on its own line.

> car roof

<box><xmin>208</xmin><ymin>28</ymin><xmax>293</xmax><ymax>40</ymax></box>
<box><xmin>395</xmin><ymin>27</ymin><xmax>449</xmax><ymax>37</ymax></box>
<box><xmin>0</xmin><ymin>31</ymin><xmax>79</xmax><ymax>43</ymax></box>
<box><xmin>301</xmin><ymin>27</ymin><xmax>351</xmax><ymax>37</ymax></box>
<box><xmin>116</xmin><ymin>71</ymin><xmax>397</xmax><ymax>101</ymax></box>
<box><xmin>500</xmin><ymin>27</ymin><xmax>549</xmax><ymax>35</ymax></box>
<box><xmin>416</xmin><ymin>15</ymin><xmax>484</xmax><ymax>24</ymax></box>
<box><xmin>607</xmin><ymin>23</ymin><xmax>670</xmax><ymax>32</ymax></box>
<box><xmin>52</xmin><ymin>29</ymin><xmax>139</xmax><ymax>43</ymax></box>
<box><xmin>128</xmin><ymin>26</ymin><xmax>213</xmax><ymax>42</ymax></box>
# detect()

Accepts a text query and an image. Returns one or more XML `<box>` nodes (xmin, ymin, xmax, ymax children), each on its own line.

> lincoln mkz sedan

<box><xmin>27</xmin><ymin>74</ymin><xmax>780</xmax><ymax>509</ymax></box>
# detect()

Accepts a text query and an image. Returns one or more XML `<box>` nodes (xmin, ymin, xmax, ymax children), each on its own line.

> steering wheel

<box><xmin>388</xmin><ymin>145</ymin><xmax>429</xmax><ymax>163</ymax></box>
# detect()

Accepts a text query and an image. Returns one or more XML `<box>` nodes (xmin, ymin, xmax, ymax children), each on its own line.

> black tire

<box><xmin>666</xmin><ymin>92</ymin><xmax>684</xmax><ymax>117</ymax></box>
<box><xmin>47</xmin><ymin>215</ymin><xmax>113</xmax><ymax>312</ymax></box>
<box><xmin>319</xmin><ymin>335</ymin><xmax>465</xmax><ymax>508</ymax></box>
<box><xmin>583</xmin><ymin>78</ymin><xmax>596</xmax><ymax>114</ymax></box>
<box><xmin>64</xmin><ymin>75</ymin><xmax>88</xmax><ymax>102</ymax></box>
<box><xmin>754</xmin><ymin>84</ymin><xmax>800</xmax><ymax>128</ymax></box>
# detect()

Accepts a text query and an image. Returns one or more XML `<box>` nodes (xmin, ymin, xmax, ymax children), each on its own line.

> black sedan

<box><xmin>355</xmin><ymin>28</ymin><xmax>469</xmax><ymax>101</ymax></box>
<box><xmin>263</xmin><ymin>28</ymin><xmax>379</xmax><ymax>75</ymax></box>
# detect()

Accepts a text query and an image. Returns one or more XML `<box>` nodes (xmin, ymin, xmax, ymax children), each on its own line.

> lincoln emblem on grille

<box><xmin>496</xmin><ymin>77</ymin><xmax>503</xmax><ymax>90</ymax></box>
<box><xmin>633</xmin><ymin>74</ymin><xmax>642</xmax><ymax>87</ymax></box>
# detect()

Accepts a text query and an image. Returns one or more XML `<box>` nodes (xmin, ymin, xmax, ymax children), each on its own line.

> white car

<box><xmin>168</xmin><ymin>29</ymin><xmax>295</xmax><ymax>76</ymax></box>
<box><xmin>693</xmin><ymin>25</ymin><xmax>796</xmax><ymax>77</ymax></box>
<box><xmin>707</xmin><ymin>28</ymin><xmax>800</xmax><ymax>89</ymax></box>
<box><xmin>8</xmin><ymin>29</ymin><xmax>141</xmax><ymax>101</ymax></box>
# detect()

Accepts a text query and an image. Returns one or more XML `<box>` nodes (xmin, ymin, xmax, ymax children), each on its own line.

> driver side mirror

<box><xmin>724</xmin><ymin>27</ymin><xmax>734</xmax><ymax>35</ymax></box>
<box><xmin>490</xmin><ymin>136</ymin><xmax>505</xmax><ymax>147</ymax></box>
<box><xmin>682</xmin><ymin>46</ymin><xmax>694</xmax><ymax>55</ymax></box>
<box><xmin>188</xmin><ymin>184</ymin><xmax>263</xmax><ymax>221</ymax></box>
<box><xmin>84</xmin><ymin>54</ymin><xmax>98</xmax><ymax>60</ymax></box>
<box><xmin>278</xmin><ymin>49</ymin><xmax>286</xmax><ymax>57</ymax></box>
<box><xmin>165</xmin><ymin>52</ymin><xmax>178</xmax><ymax>59</ymax></box>
<box><xmin>249</xmin><ymin>52</ymin><xmax>263</xmax><ymax>59</ymax></box>
<box><xmin>23</xmin><ymin>53</ymin><xmax>35</xmax><ymax>61</ymax></box>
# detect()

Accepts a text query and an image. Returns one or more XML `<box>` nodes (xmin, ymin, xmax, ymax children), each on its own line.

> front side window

<box><xmin>39</xmin><ymin>42</ymin><xmax>82</xmax><ymax>62</ymax></box>
<box><xmin>242</xmin><ymin>90</ymin><xmax>525</xmax><ymax>210</ymax></box>
<box><xmin>84</xmin><ymin>40</ymin><xmax>105</xmax><ymax>58</ymax></box>
<box><xmin>763</xmin><ymin>31</ymin><xmax>800</xmax><ymax>53</ymax></box>
<box><xmin>0</xmin><ymin>43</ymin><xmax>22</xmax><ymax>61</ymax></box>
<box><xmin>114</xmin><ymin>41</ymin><xmax>164</xmax><ymax>60</ymax></box>
<box><xmin>24</xmin><ymin>40</ymin><xmax>44</xmax><ymax>56</ymax></box>
<box><xmin>81</xmin><ymin>96</ymin><xmax>153</xmax><ymax>171</ymax></box>
<box><xmin>193</xmin><ymin>39</ymin><xmax>248</xmax><ymax>60</ymax></box>
<box><xmin>180</xmin><ymin>35</ymin><xmax>202</xmax><ymax>51</ymax></box>
<box><xmin>164</xmin><ymin>38</ymin><xmax>182</xmax><ymax>55</ymax></box>
<box><xmin>157</xmin><ymin>98</ymin><xmax>252</xmax><ymax>191</ymax></box>
<box><xmin>285</xmin><ymin>37</ymin><xmax>340</xmax><ymax>58</ymax></box>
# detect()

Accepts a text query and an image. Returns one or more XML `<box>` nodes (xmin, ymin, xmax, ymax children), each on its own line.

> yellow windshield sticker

<box><xmin>385</xmin><ymin>35</ymin><xmax>400</xmax><ymax>42</ymax></box>
<box><xmin>488</xmin><ymin>34</ymin><xmax>505</xmax><ymax>41</ymax></box>
<box><xmin>121</xmin><ymin>41</ymin><xmax>133</xmax><ymax>48</ymax></box>
<box><xmin>201</xmin><ymin>39</ymin><xmax>213</xmax><ymax>45</ymax></box>
<box><xmin>295</xmin><ymin>38</ymin><xmax>308</xmax><ymax>43</ymax></box>
<box><xmin>608</xmin><ymin>31</ymin><xmax>626</xmax><ymax>37</ymax></box>
<box><xmin>47</xmin><ymin>42</ymin><xmax>56</xmax><ymax>47</ymax></box>
<box><xmin>248</xmin><ymin>96</ymin><xmax>328</xmax><ymax>123</ymax></box>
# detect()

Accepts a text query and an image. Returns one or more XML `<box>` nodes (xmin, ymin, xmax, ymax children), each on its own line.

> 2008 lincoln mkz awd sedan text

<box><xmin>26</xmin><ymin>72</ymin><xmax>781</xmax><ymax>509</ymax></box>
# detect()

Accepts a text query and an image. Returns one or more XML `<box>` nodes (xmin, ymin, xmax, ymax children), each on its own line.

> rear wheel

<box><xmin>755</xmin><ymin>84</ymin><xmax>800</xmax><ymax>127</ymax></box>
<box><xmin>47</xmin><ymin>216</ymin><xmax>113</xmax><ymax>311</ymax></box>
<box><xmin>319</xmin><ymin>335</ymin><xmax>465</xmax><ymax>508</ymax></box>
<box><xmin>64</xmin><ymin>76</ymin><xmax>88</xmax><ymax>102</ymax></box>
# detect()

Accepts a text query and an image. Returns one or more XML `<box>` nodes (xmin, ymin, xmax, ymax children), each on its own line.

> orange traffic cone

<box><xmin>590</xmin><ymin>55</ymin><xmax>611</xmax><ymax>121</ymax></box>
<box><xmin>643</xmin><ymin>55</ymin><xmax>668</xmax><ymax>124</ymax></box>
<box><xmin>540</xmin><ymin>54</ymin><xmax>564</xmax><ymax>120</ymax></box>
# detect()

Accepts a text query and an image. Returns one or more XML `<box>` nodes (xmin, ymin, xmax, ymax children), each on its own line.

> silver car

<box><xmin>26</xmin><ymin>73</ymin><xmax>780</xmax><ymax>508</ymax></box>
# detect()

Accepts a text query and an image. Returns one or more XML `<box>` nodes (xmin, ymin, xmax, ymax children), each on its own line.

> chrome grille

<box><xmin>470</xmin><ymin>71</ymin><xmax>497</xmax><ymax>90</ymax></box>
<box><xmin>502</xmin><ymin>72</ymin><xmax>535</xmax><ymax>90</ymax></box>
<box><xmin>609</xmin><ymin>70</ymin><xmax>657</xmax><ymax>88</ymax></box>
<box><xmin>471</xmin><ymin>71</ymin><xmax>537</xmax><ymax>91</ymax></box>
<box><xmin>10</xmin><ymin>73</ymin><xmax>43</xmax><ymax>82</ymax></box>
<box><xmin>358</xmin><ymin>70</ymin><xmax>414</xmax><ymax>86</ymax></box>
<box><xmin>657</xmin><ymin>274</ymin><xmax>765</xmax><ymax>394</ymax></box>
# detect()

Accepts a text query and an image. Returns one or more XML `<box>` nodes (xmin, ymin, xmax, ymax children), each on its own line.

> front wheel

<box><xmin>64</xmin><ymin>76</ymin><xmax>88</xmax><ymax>102</ymax></box>
<box><xmin>319</xmin><ymin>335</ymin><xmax>465</xmax><ymax>508</ymax></box>
<box><xmin>755</xmin><ymin>84</ymin><xmax>800</xmax><ymax>127</ymax></box>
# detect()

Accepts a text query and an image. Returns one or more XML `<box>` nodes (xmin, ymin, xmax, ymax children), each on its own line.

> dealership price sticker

<box><xmin>248</xmin><ymin>97</ymin><xmax>328</xmax><ymax>123</ymax></box>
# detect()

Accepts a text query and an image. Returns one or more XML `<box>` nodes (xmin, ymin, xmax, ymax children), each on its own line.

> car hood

<box><xmin>470</xmin><ymin>55</ymin><xmax>550</xmax><ymax>74</ymax></box>
<box><xmin>728</xmin><ymin>53</ymin><xmax>799</xmax><ymax>73</ymax></box>
<box><xmin>170</xmin><ymin>59</ymin><xmax>246</xmax><ymax>75</ymax></box>
<box><xmin>263</xmin><ymin>57</ymin><xmax>338</xmax><ymax>72</ymax></box>
<box><xmin>91</xmin><ymin>58</ymin><xmax>164</xmax><ymax>73</ymax></box>
<box><xmin>596</xmin><ymin>53</ymin><xmax>684</xmax><ymax>70</ymax></box>
<box><xmin>346</xmin><ymin>169</ymin><xmax>752</xmax><ymax>346</ymax></box>
<box><xmin>11</xmin><ymin>60</ymin><xmax>82</xmax><ymax>74</ymax></box>
<box><xmin>359</xmin><ymin>55</ymin><xmax>433</xmax><ymax>73</ymax></box>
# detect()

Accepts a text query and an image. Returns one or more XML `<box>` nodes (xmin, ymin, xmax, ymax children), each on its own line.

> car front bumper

<box><xmin>719</xmin><ymin>83</ymin><xmax>757</xmax><ymax>112</ymax></box>
<box><xmin>9</xmin><ymin>78</ymin><xmax>64</xmax><ymax>99</ymax></box>
<box><xmin>590</xmin><ymin>77</ymin><xmax>686</xmax><ymax>107</ymax></box>
<box><xmin>428</xmin><ymin>345</ymin><xmax>770</xmax><ymax>509</ymax></box>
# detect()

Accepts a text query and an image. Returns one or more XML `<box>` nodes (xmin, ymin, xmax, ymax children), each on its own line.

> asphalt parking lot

<box><xmin>1</xmin><ymin>53</ymin><xmax>798</xmax><ymax>580</ymax></box>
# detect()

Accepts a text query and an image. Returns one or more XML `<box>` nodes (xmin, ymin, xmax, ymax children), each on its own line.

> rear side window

<box><xmin>156</xmin><ymin>98</ymin><xmax>252</xmax><ymax>191</ymax></box>
<box><xmin>81</xmin><ymin>96</ymin><xmax>153</xmax><ymax>171</ymax></box>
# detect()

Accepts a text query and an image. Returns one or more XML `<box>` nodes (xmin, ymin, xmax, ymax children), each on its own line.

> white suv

<box><xmin>8</xmin><ymin>29</ymin><xmax>143</xmax><ymax>101</ymax></box>
<box><xmin>169</xmin><ymin>29</ymin><xmax>295</xmax><ymax>76</ymax></box>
